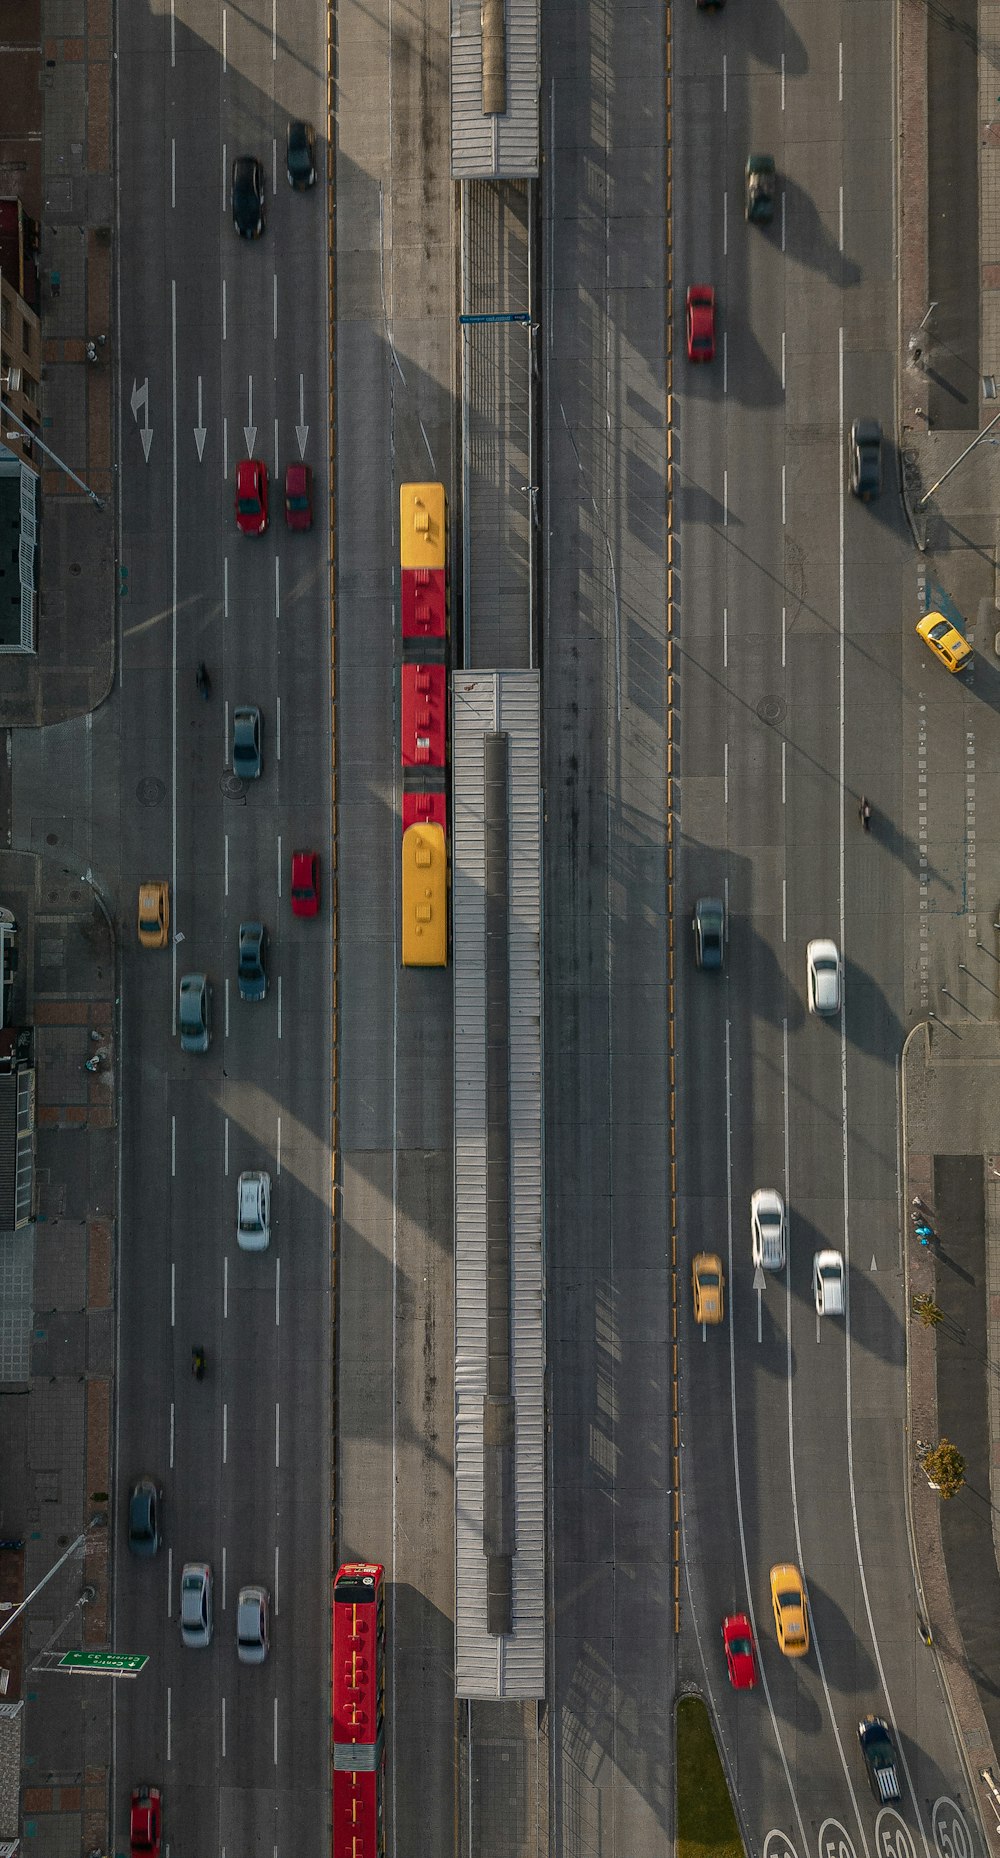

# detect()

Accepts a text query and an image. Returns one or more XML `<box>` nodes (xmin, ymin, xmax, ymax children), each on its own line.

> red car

<box><xmin>722</xmin><ymin>1614</ymin><xmax>757</xmax><ymax>1689</ymax></box>
<box><xmin>130</xmin><ymin>1787</ymin><xmax>161</xmax><ymax>1858</ymax></box>
<box><xmin>235</xmin><ymin>458</ymin><xmax>268</xmax><ymax>535</ymax></box>
<box><xmin>291</xmin><ymin>849</ymin><xmax>319</xmax><ymax>918</ymax></box>
<box><xmin>686</xmin><ymin>285</ymin><xmax>716</xmax><ymax>362</ymax></box>
<box><xmin>284</xmin><ymin>462</ymin><xmax>313</xmax><ymax>531</ymax></box>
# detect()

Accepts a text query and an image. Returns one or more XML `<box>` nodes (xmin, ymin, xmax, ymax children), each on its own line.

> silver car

<box><xmin>179</xmin><ymin>1562</ymin><xmax>213</xmax><ymax>1648</ymax></box>
<box><xmin>751</xmin><ymin>1188</ymin><xmax>786</xmax><ymax>1271</ymax></box>
<box><xmin>807</xmin><ymin>939</ymin><xmax>841</xmax><ymax>1016</ymax></box>
<box><xmin>237</xmin><ymin>1170</ymin><xmax>271</xmax><ymax>1252</ymax></box>
<box><xmin>236</xmin><ymin>1584</ymin><xmax>270</xmax><ymax>1664</ymax></box>
<box><xmin>232</xmin><ymin>705</ymin><xmax>262</xmax><ymax>780</ymax></box>
<box><xmin>178</xmin><ymin>973</ymin><xmax>211</xmax><ymax>1052</ymax></box>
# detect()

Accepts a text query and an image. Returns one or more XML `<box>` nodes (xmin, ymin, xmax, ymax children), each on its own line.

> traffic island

<box><xmin>676</xmin><ymin>1695</ymin><xmax>745</xmax><ymax>1858</ymax></box>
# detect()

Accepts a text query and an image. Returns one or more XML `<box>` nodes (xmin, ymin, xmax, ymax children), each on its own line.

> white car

<box><xmin>751</xmin><ymin>1189</ymin><xmax>786</xmax><ymax>1271</ymax></box>
<box><xmin>807</xmin><ymin>939</ymin><xmax>841</xmax><ymax>1015</ymax></box>
<box><xmin>813</xmin><ymin>1249</ymin><xmax>845</xmax><ymax>1316</ymax></box>
<box><xmin>237</xmin><ymin>1170</ymin><xmax>271</xmax><ymax>1252</ymax></box>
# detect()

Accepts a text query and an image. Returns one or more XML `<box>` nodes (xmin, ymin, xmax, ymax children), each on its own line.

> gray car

<box><xmin>178</xmin><ymin>973</ymin><xmax>211</xmax><ymax>1052</ymax></box>
<box><xmin>232</xmin><ymin>706</ymin><xmax>262</xmax><ymax>780</ymax></box>
<box><xmin>236</xmin><ymin>1584</ymin><xmax>270</xmax><ymax>1663</ymax></box>
<box><xmin>127</xmin><ymin>1477</ymin><xmax>162</xmax><ymax>1557</ymax></box>
<box><xmin>693</xmin><ymin>897</ymin><xmax>725</xmax><ymax>970</ymax></box>
<box><xmin>179</xmin><ymin>1562</ymin><xmax>213</xmax><ymax>1647</ymax></box>
<box><xmin>238</xmin><ymin>921</ymin><xmax>268</xmax><ymax>1002</ymax></box>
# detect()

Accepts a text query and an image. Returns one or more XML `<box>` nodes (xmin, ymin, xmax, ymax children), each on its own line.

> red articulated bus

<box><xmin>401</xmin><ymin>663</ymin><xmax>447</xmax><ymax>768</ymax></box>
<box><xmin>332</xmin><ymin>1563</ymin><xmax>386</xmax><ymax>1858</ymax></box>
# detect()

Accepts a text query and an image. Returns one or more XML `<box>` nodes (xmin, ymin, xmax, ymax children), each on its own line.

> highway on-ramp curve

<box><xmin>674</xmin><ymin>2</ymin><xmax>982</xmax><ymax>1855</ymax></box>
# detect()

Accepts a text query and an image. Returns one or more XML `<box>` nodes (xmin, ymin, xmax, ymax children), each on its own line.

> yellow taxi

<box><xmin>137</xmin><ymin>881</ymin><xmax>170</xmax><ymax>949</ymax></box>
<box><xmin>691</xmin><ymin>1253</ymin><xmax>724</xmax><ymax>1325</ymax></box>
<box><xmin>770</xmin><ymin>1564</ymin><xmax>809</xmax><ymax>1657</ymax></box>
<box><xmin>915</xmin><ymin>612</ymin><xmax>972</xmax><ymax>674</ymax></box>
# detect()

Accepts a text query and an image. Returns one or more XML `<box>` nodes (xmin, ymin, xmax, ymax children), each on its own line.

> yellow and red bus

<box><xmin>401</xmin><ymin>820</ymin><xmax>448</xmax><ymax>968</ymax></box>
<box><xmin>399</xmin><ymin>481</ymin><xmax>447</xmax><ymax>572</ymax></box>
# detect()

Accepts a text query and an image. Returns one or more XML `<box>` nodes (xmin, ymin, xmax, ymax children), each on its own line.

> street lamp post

<box><xmin>917</xmin><ymin>408</ymin><xmax>1000</xmax><ymax>508</ymax></box>
<box><xmin>0</xmin><ymin>1514</ymin><xmax>106</xmax><ymax>1641</ymax></box>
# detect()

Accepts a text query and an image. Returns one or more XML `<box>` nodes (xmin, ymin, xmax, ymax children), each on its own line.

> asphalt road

<box><xmin>672</xmin><ymin>2</ymin><xmax>983</xmax><ymax>1855</ymax></box>
<box><xmin>110</xmin><ymin>1</ymin><xmax>332</xmax><ymax>1853</ymax></box>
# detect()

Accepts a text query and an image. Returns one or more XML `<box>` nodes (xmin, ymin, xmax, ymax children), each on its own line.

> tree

<box><xmin>922</xmin><ymin>1438</ymin><xmax>965</xmax><ymax>1499</ymax></box>
<box><xmin>912</xmin><ymin>1292</ymin><xmax>944</xmax><ymax>1328</ymax></box>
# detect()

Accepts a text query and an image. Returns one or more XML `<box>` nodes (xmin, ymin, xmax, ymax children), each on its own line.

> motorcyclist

<box><xmin>191</xmin><ymin>1346</ymin><xmax>206</xmax><ymax>1379</ymax></box>
<box><xmin>859</xmin><ymin>795</ymin><xmax>872</xmax><ymax>831</ymax></box>
<box><xmin>195</xmin><ymin>662</ymin><xmax>210</xmax><ymax>698</ymax></box>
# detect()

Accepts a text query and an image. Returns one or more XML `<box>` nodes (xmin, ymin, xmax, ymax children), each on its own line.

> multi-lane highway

<box><xmin>673</xmin><ymin>3</ymin><xmax>981</xmax><ymax>1855</ymax></box>
<box><xmin>113</xmin><ymin>3</ymin><xmax>331</xmax><ymax>1854</ymax></box>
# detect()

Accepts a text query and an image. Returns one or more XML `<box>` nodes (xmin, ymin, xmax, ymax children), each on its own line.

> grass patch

<box><xmin>676</xmin><ymin>1695</ymin><xmax>744</xmax><ymax>1858</ymax></box>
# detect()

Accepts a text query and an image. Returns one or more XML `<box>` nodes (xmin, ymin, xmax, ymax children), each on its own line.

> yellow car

<box><xmin>691</xmin><ymin>1253</ymin><xmax>724</xmax><ymax>1325</ymax></box>
<box><xmin>915</xmin><ymin>612</ymin><xmax>972</xmax><ymax>674</ymax></box>
<box><xmin>770</xmin><ymin>1564</ymin><xmax>809</xmax><ymax>1657</ymax></box>
<box><xmin>137</xmin><ymin>881</ymin><xmax>170</xmax><ymax>949</ymax></box>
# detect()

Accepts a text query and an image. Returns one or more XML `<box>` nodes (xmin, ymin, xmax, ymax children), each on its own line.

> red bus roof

<box><xmin>332</xmin><ymin>1764</ymin><xmax>383</xmax><ymax>1858</ymax></box>
<box><xmin>401</xmin><ymin>664</ymin><xmax>446</xmax><ymax>768</ymax></box>
<box><xmin>333</xmin><ymin>1564</ymin><xmax>384</xmax><ymax>1750</ymax></box>
<box><xmin>401</xmin><ymin>566</ymin><xmax>447</xmax><ymax>638</ymax></box>
<box><xmin>402</xmin><ymin>791</ymin><xmax>446</xmax><ymax>831</ymax></box>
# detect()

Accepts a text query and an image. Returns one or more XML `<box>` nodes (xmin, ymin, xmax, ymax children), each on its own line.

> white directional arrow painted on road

<box><xmin>295</xmin><ymin>374</ymin><xmax>308</xmax><ymax>456</ymax></box>
<box><xmin>753</xmin><ymin>1261</ymin><xmax>766</xmax><ymax>1342</ymax></box>
<box><xmin>130</xmin><ymin>377</ymin><xmax>153</xmax><ymax>462</ymax></box>
<box><xmin>194</xmin><ymin>376</ymin><xmax>207</xmax><ymax>462</ymax></box>
<box><xmin>870</xmin><ymin>1253</ymin><xmax>878</xmax><ymax>1271</ymax></box>
<box><xmin>244</xmin><ymin>376</ymin><xmax>257</xmax><ymax>455</ymax></box>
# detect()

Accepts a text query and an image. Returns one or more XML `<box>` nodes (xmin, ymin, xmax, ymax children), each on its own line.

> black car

<box><xmin>745</xmin><ymin>154</ymin><xmax>775</xmax><ymax>225</ymax></box>
<box><xmin>286</xmin><ymin>120</ymin><xmax>316</xmax><ymax>190</ymax></box>
<box><xmin>232</xmin><ymin>156</ymin><xmax>265</xmax><ymax>239</ymax></box>
<box><xmin>128</xmin><ymin>1477</ymin><xmax>162</xmax><ymax>1557</ymax></box>
<box><xmin>693</xmin><ymin>897</ymin><xmax>725</xmax><ymax>971</ymax></box>
<box><xmin>850</xmin><ymin>418</ymin><xmax>882</xmax><ymax>501</ymax></box>
<box><xmin>238</xmin><ymin>921</ymin><xmax>268</xmax><ymax>1003</ymax></box>
<box><xmin>857</xmin><ymin>1716</ymin><xmax>900</xmax><ymax>1802</ymax></box>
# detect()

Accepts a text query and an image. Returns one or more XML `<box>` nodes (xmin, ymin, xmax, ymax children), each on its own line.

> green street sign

<box><xmin>58</xmin><ymin>1650</ymin><xmax>148</xmax><ymax>1675</ymax></box>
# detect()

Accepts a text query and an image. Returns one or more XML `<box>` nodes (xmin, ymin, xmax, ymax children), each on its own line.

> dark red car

<box><xmin>291</xmin><ymin>850</ymin><xmax>320</xmax><ymax>918</ymax></box>
<box><xmin>686</xmin><ymin>285</ymin><xmax>716</xmax><ymax>362</ymax></box>
<box><xmin>284</xmin><ymin>462</ymin><xmax>313</xmax><ymax>531</ymax></box>
<box><xmin>235</xmin><ymin>458</ymin><xmax>268</xmax><ymax>535</ymax></box>
<box><xmin>722</xmin><ymin>1614</ymin><xmax>757</xmax><ymax>1689</ymax></box>
<box><xmin>130</xmin><ymin>1787</ymin><xmax>161</xmax><ymax>1858</ymax></box>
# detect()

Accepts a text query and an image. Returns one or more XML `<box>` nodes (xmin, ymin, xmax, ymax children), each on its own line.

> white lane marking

<box><xmin>272</xmin><ymin>0</ymin><xmax>276</xmax><ymax>57</ymax></box>
<box><xmin>221</xmin><ymin>1694</ymin><xmax>226</xmax><ymax>1761</ymax></box>
<box><xmin>782</xmin><ymin>879</ymin><xmax>787</xmax><ymax>944</ymax></box>
<box><xmin>223</xmin><ymin>1402</ymin><xmax>228</xmax><ymax>1465</ymax></box>
<box><xmin>763</xmin><ymin>1831</ymin><xmax>803</xmax><ymax>1858</ymax></box>
<box><xmin>277</xmin><ymin>834</ymin><xmax>282</xmax><ymax>899</ymax></box>
<box><xmin>782</xmin><ymin>604</ymin><xmax>787</xmax><ymax>668</ymax></box>
<box><xmin>166</xmin><ymin>1687</ymin><xmax>172</xmax><ymax>1764</ymax></box>
<box><xmin>171</xmin><ymin>140</ymin><xmax>175</xmax><ymax>210</ymax></box>
<box><xmin>171</xmin><ymin>1115</ymin><xmax>176</xmax><ymax>1177</ymax></box>
<box><xmin>224</xmin><ymin>1253</ymin><xmax>229</xmax><ymax>1320</ymax></box>
<box><xmin>222</xmin><ymin>278</ymin><xmax>227</xmax><ymax>344</ymax></box>
<box><xmin>276</xmin><ymin>696</ymin><xmax>281</xmax><ymax>761</ymax></box>
<box><xmin>818</xmin><ymin>1820</ymin><xmax>858</xmax><ymax>1858</ymax></box>
<box><xmin>224</xmin><ymin>833</ymin><xmax>229</xmax><ymax>899</ymax></box>
<box><xmin>273</xmin><ymin>1696</ymin><xmax>279</xmax><ymax>1766</ymax></box>
<box><xmin>277</xmin><ymin>974</ymin><xmax>282</xmax><ymax>1040</ymax></box>
<box><xmin>222</xmin><ymin>8</ymin><xmax>227</xmax><ymax>71</ymax></box>
<box><xmin>781</xmin><ymin>738</ymin><xmax>786</xmax><ymax>805</ymax></box>
<box><xmin>781</xmin><ymin>50</ymin><xmax>785</xmax><ymax>108</ymax></box>
<box><xmin>223</xmin><ymin>415</ymin><xmax>229</xmax><ymax>480</ymax></box>
<box><xmin>169</xmin><ymin>1404</ymin><xmax>175</xmax><ymax>1470</ymax></box>
<box><xmin>167</xmin><ymin>1547</ymin><xmax>173</xmax><ymax>1615</ymax></box>
<box><xmin>723</xmin><ymin>52</ymin><xmax>727</xmax><ymax>112</ymax></box>
<box><xmin>723</xmin><ymin>189</ymin><xmax>728</xmax><ymax>259</ymax></box>
<box><xmin>275</xmin><ymin>1255</ymin><xmax>280</xmax><ymax>1327</ymax></box>
<box><xmin>781</xmin><ymin>190</ymin><xmax>786</xmax><ymax>254</ymax></box>
<box><xmin>781</xmin><ymin>329</ymin><xmax>786</xmax><ymax>391</ymax></box>
<box><xmin>275</xmin><ymin>556</ymin><xmax>280</xmax><ymax>621</ymax></box>
<box><xmin>723</xmin><ymin>605</ymin><xmax>729</xmax><ymax>668</ymax></box>
<box><xmin>225</xmin><ymin>976</ymin><xmax>230</xmax><ymax>1039</ymax></box>
<box><xmin>273</xmin><ymin>274</ymin><xmax>278</xmax><ymax>342</ymax></box>
<box><xmin>224</xmin><ymin>699</ymin><xmax>229</xmax><ymax>765</ymax></box>
<box><xmin>274</xmin><ymin>1402</ymin><xmax>280</xmax><ymax>1469</ymax></box>
<box><xmin>222</xmin><ymin>1545</ymin><xmax>227</xmax><ymax>1610</ymax></box>
<box><xmin>723</xmin><ymin>468</ymin><xmax>728</xmax><ymax>526</ymax></box>
<box><xmin>273</xmin><ymin>415</ymin><xmax>278</xmax><ymax>483</ymax></box>
<box><xmin>836</xmin><ymin>344</ymin><xmax>934</xmax><ymax>1858</ymax></box>
<box><xmin>784</xmin><ymin>998</ymin><xmax>874</xmax><ymax>1854</ymax></box>
<box><xmin>931</xmin><ymin>1801</ymin><xmax>974</xmax><ymax>1858</ymax></box>
<box><xmin>224</xmin><ymin>1116</ymin><xmax>229</xmax><ymax>1176</ymax></box>
<box><xmin>276</xmin><ymin>1115</ymin><xmax>281</xmax><ymax>1177</ymax></box>
<box><xmin>222</xmin><ymin>141</ymin><xmax>227</xmax><ymax>214</ymax></box>
<box><xmin>875</xmin><ymin>1811</ymin><xmax>915</xmax><ymax>1858</ymax></box>
<box><xmin>170</xmin><ymin>0</ymin><xmax>175</xmax><ymax>65</ymax></box>
<box><xmin>723</xmin><ymin>330</ymin><xmax>728</xmax><ymax>397</ymax></box>
<box><xmin>708</xmin><ymin>1021</ymin><xmax>811</xmax><ymax>1849</ymax></box>
<box><xmin>724</xmin><ymin>741</ymin><xmax>729</xmax><ymax>806</ymax></box>
<box><xmin>839</xmin><ymin>39</ymin><xmax>844</xmax><ymax>102</ymax></box>
<box><xmin>274</xmin><ymin>1543</ymin><xmax>279</xmax><ymax>1614</ymax></box>
<box><xmin>224</xmin><ymin>556</ymin><xmax>229</xmax><ymax>619</ymax></box>
<box><xmin>839</xmin><ymin>185</ymin><xmax>844</xmax><ymax>253</ymax></box>
<box><xmin>781</xmin><ymin>463</ymin><xmax>786</xmax><ymax>526</ymax></box>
